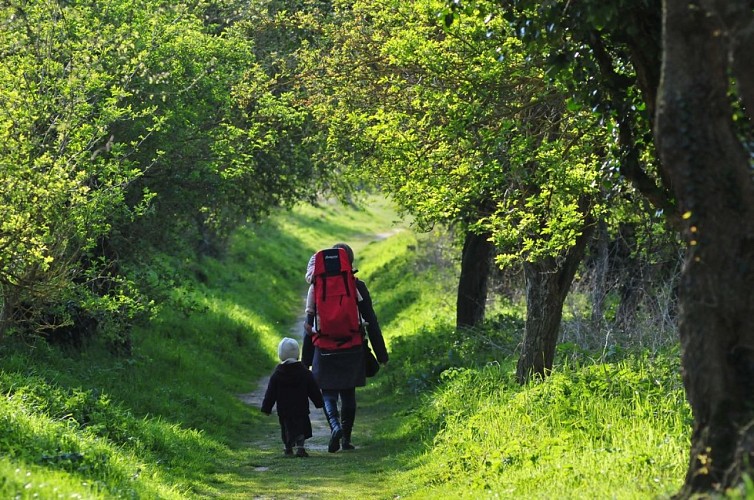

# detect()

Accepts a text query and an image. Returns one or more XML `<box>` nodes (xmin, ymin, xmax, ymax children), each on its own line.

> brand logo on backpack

<box><xmin>312</xmin><ymin>247</ymin><xmax>363</xmax><ymax>350</ymax></box>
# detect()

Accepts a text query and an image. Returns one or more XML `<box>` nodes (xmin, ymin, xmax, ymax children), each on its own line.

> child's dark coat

<box><xmin>261</xmin><ymin>361</ymin><xmax>324</xmax><ymax>442</ymax></box>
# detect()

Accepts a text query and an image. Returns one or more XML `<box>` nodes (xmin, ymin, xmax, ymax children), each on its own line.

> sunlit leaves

<box><xmin>0</xmin><ymin>0</ymin><xmax>161</xmax><ymax>334</ymax></box>
<box><xmin>299</xmin><ymin>0</ymin><xmax>607</xmax><ymax>267</ymax></box>
<box><xmin>1</xmin><ymin>0</ymin><xmax>321</xmax><ymax>338</ymax></box>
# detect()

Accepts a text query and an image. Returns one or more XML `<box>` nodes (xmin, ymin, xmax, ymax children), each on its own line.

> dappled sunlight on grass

<box><xmin>196</xmin><ymin>294</ymin><xmax>283</xmax><ymax>364</ymax></box>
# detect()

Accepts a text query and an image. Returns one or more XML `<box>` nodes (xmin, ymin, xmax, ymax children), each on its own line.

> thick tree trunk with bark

<box><xmin>657</xmin><ymin>0</ymin><xmax>754</xmax><ymax>494</ymax></box>
<box><xmin>456</xmin><ymin>230</ymin><xmax>494</xmax><ymax>328</ymax></box>
<box><xmin>516</xmin><ymin>222</ymin><xmax>593</xmax><ymax>383</ymax></box>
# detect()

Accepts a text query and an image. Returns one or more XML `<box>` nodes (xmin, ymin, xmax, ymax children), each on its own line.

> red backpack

<box><xmin>311</xmin><ymin>247</ymin><xmax>363</xmax><ymax>350</ymax></box>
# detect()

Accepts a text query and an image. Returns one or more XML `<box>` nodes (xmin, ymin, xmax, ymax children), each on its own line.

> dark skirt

<box><xmin>312</xmin><ymin>345</ymin><xmax>366</xmax><ymax>390</ymax></box>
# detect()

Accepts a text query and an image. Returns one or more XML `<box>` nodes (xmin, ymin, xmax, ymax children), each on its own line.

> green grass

<box><xmin>387</xmin><ymin>357</ymin><xmax>689</xmax><ymax>499</ymax></box>
<box><xmin>0</xmin><ymin>195</ymin><xmax>696</xmax><ymax>499</ymax></box>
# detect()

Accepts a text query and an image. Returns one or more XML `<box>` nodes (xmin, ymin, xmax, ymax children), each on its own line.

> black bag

<box><xmin>364</xmin><ymin>340</ymin><xmax>380</xmax><ymax>377</ymax></box>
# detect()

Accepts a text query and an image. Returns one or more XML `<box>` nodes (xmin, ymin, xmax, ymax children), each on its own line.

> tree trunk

<box><xmin>614</xmin><ymin>223</ymin><xmax>643</xmax><ymax>330</ymax></box>
<box><xmin>516</xmin><ymin>221</ymin><xmax>594</xmax><ymax>383</ymax></box>
<box><xmin>657</xmin><ymin>0</ymin><xmax>754</xmax><ymax>494</ymax></box>
<box><xmin>590</xmin><ymin>219</ymin><xmax>609</xmax><ymax>331</ymax></box>
<box><xmin>456</xmin><ymin>230</ymin><xmax>494</xmax><ymax>328</ymax></box>
<box><xmin>0</xmin><ymin>291</ymin><xmax>9</xmax><ymax>341</ymax></box>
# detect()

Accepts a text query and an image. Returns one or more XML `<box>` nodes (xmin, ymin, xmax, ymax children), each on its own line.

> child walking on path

<box><xmin>261</xmin><ymin>337</ymin><xmax>324</xmax><ymax>457</ymax></box>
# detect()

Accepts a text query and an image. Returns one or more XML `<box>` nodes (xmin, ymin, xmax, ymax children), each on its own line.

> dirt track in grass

<box><xmin>225</xmin><ymin>322</ymin><xmax>414</xmax><ymax>500</ymax></box>
<box><xmin>230</xmin><ymin>364</ymin><xmax>401</xmax><ymax>500</ymax></box>
<box><xmin>220</xmin><ymin>231</ymin><xmax>412</xmax><ymax>499</ymax></box>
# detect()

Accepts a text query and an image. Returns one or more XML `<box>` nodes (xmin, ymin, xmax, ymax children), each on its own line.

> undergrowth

<box><xmin>366</xmin><ymin>233</ymin><xmax>691</xmax><ymax>499</ymax></box>
<box><xmin>379</xmin><ymin>330</ymin><xmax>690</xmax><ymax>498</ymax></box>
<box><xmin>396</xmin><ymin>355</ymin><xmax>689</xmax><ymax>499</ymax></box>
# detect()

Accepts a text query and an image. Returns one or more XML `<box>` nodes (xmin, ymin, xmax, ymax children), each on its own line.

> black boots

<box><xmin>324</xmin><ymin>397</ymin><xmax>357</xmax><ymax>452</ymax></box>
<box><xmin>341</xmin><ymin>406</ymin><xmax>356</xmax><ymax>450</ymax></box>
<box><xmin>323</xmin><ymin>399</ymin><xmax>342</xmax><ymax>453</ymax></box>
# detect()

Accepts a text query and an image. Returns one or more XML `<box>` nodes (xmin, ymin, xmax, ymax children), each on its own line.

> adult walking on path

<box><xmin>302</xmin><ymin>242</ymin><xmax>389</xmax><ymax>453</ymax></box>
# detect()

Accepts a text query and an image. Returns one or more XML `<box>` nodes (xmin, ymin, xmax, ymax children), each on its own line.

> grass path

<box><xmin>209</xmin><ymin>371</ymin><xmax>407</xmax><ymax>499</ymax></box>
<box><xmin>203</xmin><ymin>223</ymin><xmax>420</xmax><ymax>499</ymax></box>
<box><xmin>221</xmin><ymin>310</ymin><xmax>415</xmax><ymax>499</ymax></box>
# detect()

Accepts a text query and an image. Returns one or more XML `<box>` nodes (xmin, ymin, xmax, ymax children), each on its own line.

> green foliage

<box><xmin>0</xmin><ymin>0</ymin><xmax>155</xmax><ymax>338</ymax></box>
<box><xmin>297</xmin><ymin>0</ymin><xmax>623</xmax><ymax>275</ymax></box>
<box><xmin>302</xmin><ymin>0</ymin><xmax>514</xmax><ymax>227</ymax></box>
<box><xmin>121</xmin><ymin>13</ymin><xmax>319</xmax><ymax>254</ymax></box>
<box><xmin>0</xmin><ymin>0</ymin><xmax>330</xmax><ymax>342</ymax></box>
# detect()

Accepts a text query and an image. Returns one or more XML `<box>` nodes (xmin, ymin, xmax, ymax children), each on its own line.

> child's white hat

<box><xmin>278</xmin><ymin>337</ymin><xmax>299</xmax><ymax>362</ymax></box>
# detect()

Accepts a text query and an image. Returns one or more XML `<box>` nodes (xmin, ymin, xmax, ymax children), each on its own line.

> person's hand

<box><xmin>304</xmin><ymin>322</ymin><xmax>313</xmax><ymax>335</ymax></box>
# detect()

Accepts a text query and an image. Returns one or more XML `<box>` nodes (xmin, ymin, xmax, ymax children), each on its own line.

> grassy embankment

<box><xmin>0</xmin><ymin>197</ymin><xmax>691</xmax><ymax>498</ymax></box>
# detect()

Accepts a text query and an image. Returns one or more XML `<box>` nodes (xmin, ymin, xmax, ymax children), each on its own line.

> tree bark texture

<box><xmin>657</xmin><ymin>0</ymin><xmax>754</xmax><ymax>494</ymax></box>
<box><xmin>456</xmin><ymin>230</ymin><xmax>494</xmax><ymax>328</ymax></box>
<box><xmin>516</xmin><ymin>220</ymin><xmax>594</xmax><ymax>383</ymax></box>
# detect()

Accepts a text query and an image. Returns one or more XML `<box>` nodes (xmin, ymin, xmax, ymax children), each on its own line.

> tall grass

<box><xmin>360</xmin><ymin>231</ymin><xmax>691</xmax><ymax>499</ymax></box>
<box><xmin>380</xmin><ymin>347</ymin><xmax>690</xmax><ymax>498</ymax></box>
<box><xmin>389</xmin><ymin>356</ymin><xmax>689</xmax><ymax>499</ymax></box>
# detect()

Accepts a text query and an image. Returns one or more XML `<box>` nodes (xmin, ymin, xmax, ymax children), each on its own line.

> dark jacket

<box><xmin>302</xmin><ymin>279</ymin><xmax>389</xmax><ymax>390</ymax></box>
<box><xmin>261</xmin><ymin>361</ymin><xmax>324</xmax><ymax>417</ymax></box>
